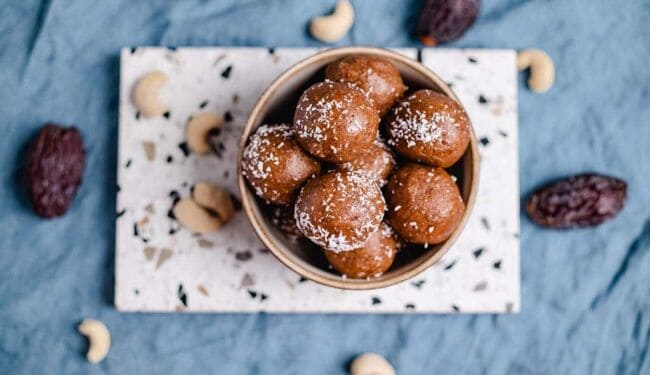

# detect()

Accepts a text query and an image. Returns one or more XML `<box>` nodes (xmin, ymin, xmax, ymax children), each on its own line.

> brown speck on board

<box><xmin>142</xmin><ymin>141</ymin><xmax>156</xmax><ymax>161</ymax></box>
<box><xmin>473</xmin><ymin>281</ymin><xmax>488</xmax><ymax>292</ymax></box>
<box><xmin>505</xmin><ymin>302</ymin><xmax>514</xmax><ymax>312</ymax></box>
<box><xmin>143</xmin><ymin>246</ymin><xmax>157</xmax><ymax>261</ymax></box>
<box><xmin>213</xmin><ymin>54</ymin><xmax>226</xmax><ymax>66</ymax></box>
<box><xmin>137</xmin><ymin>216</ymin><xmax>150</xmax><ymax>232</ymax></box>
<box><xmin>144</xmin><ymin>203</ymin><xmax>155</xmax><ymax>214</ymax></box>
<box><xmin>156</xmin><ymin>248</ymin><xmax>173</xmax><ymax>269</ymax></box>
<box><xmin>197</xmin><ymin>239</ymin><xmax>214</xmax><ymax>249</ymax></box>
<box><xmin>241</xmin><ymin>273</ymin><xmax>255</xmax><ymax>288</ymax></box>
<box><xmin>197</xmin><ymin>285</ymin><xmax>209</xmax><ymax>296</ymax></box>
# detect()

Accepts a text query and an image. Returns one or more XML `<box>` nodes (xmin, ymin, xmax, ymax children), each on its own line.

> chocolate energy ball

<box><xmin>336</xmin><ymin>139</ymin><xmax>395</xmax><ymax>186</ymax></box>
<box><xmin>386</xmin><ymin>163</ymin><xmax>465</xmax><ymax>245</ymax></box>
<box><xmin>324</xmin><ymin>222</ymin><xmax>400</xmax><ymax>279</ymax></box>
<box><xmin>293</xmin><ymin>81</ymin><xmax>379</xmax><ymax>163</ymax></box>
<box><xmin>294</xmin><ymin>170</ymin><xmax>385</xmax><ymax>252</ymax></box>
<box><xmin>325</xmin><ymin>55</ymin><xmax>407</xmax><ymax>116</ymax></box>
<box><xmin>387</xmin><ymin>89</ymin><xmax>470</xmax><ymax>168</ymax></box>
<box><xmin>242</xmin><ymin>124</ymin><xmax>321</xmax><ymax>205</ymax></box>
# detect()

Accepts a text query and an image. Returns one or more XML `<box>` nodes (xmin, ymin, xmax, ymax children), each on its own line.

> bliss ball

<box><xmin>386</xmin><ymin>163</ymin><xmax>465</xmax><ymax>245</ymax></box>
<box><xmin>294</xmin><ymin>170</ymin><xmax>385</xmax><ymax>252</ymax></box>
<box><xmin>242</xmin><ymin>124</ymin><xmax>321</xmax><ymax>205</ymax></box>
<box><xmin>325</xmin><ymin>54</ymin><xmax>407</xmax><ymax>116</ymax></box>
<box><xmin>387</xmin><ymin>89</ymin><xmax>470</xmax><ymax>168</ymax></box>
<box><xmin>336</xmin><ymin>139</ymin><xmax>395</xmax><ymax>186</ymax></box>
<box><xmin>293</xmin><ymin>81</ymin><xmax>379</xmax><ymax>163</ymax></box>
<box><xmin>324</xmin><ymin>222</ymin><xmax>400</xmax><ymax>279</ymax></box>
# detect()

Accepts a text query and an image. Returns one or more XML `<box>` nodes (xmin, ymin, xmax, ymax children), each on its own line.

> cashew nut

<box><xmin>173</xmin><ymin>199</ymin><xmax>223</xmax><ymax>234</ymax></box>
<box><xmin>517</xmin><ymin>49</ymin><xmax>555</xmax><ymax>93</ymax></box>
<box><xmin>78</xmin><ymin>319</ymin><xmax>111</xmax><ymax>364</ymax></box>
<box><xmin>142</xmin><ymin>141</ymin><xmax>156</xmax><ymax>161</ymax></box>
<box><xmin>192</xmin><ymin>181</ymin><xmax>235</xmax><ymax>224</ymax></box>
<box><xmin>173</xmin><ymin>182</ymin><xmax>235</xmax><ymax>234</ymax></box>
<box><xmin>132</xmin><ymin>70</ymin><xmax>169</xmax><ymax>117</ymax></box>
<box><xmin>186</xmin><ymin>112</ymin><xmax>224</xmax><ymax>154</ymax></box>
<box><xmin>350</xmin><ymin>353</ymin><xmax>395</xmax><ymax>375</ymax></box>
<box><xmin>310</xmin><ymin>0</ymin><xmax>354</xmax><ymax>43</ymax></box>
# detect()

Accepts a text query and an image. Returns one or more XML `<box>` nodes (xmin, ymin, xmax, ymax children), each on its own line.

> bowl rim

<box><xmin>237</xmin><ymin>46</ymin><xmax>480</xmax><ymax>290</ymax></box>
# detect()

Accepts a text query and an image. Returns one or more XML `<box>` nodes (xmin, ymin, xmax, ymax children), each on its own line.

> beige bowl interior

<box><xmin>238</xmin><ymin>47</ymin><xmax>479</xmax><ymax>290</ymax></box>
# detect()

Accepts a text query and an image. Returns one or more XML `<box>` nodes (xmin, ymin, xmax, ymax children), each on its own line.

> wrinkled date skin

<box><xmin>416</xmin><ymin>0</ymin><xmax>481</xmax><ymax>45</ymax></box>
<box><xmin>24</xmin><ymin>124</ymin><xmax>85</xmax><ymax>218</ymax></box>
<box><xmin>526</xmin><ymin>174</ymin><xmax>627</xmax><ymax>229</ymax></box>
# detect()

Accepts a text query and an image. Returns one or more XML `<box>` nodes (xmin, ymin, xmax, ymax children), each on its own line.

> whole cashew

<box><xmin>186</xmin><ymin>112</ymin><xmax>224</xmax><ymax>154</ymax></box>
<box><xmin>173</xmin><ymin>198</ymin><xmax>224</xmax><ymax>234</ymax></box>
<box><xmin>78</xmin><ymin>319</ymin><xmax>111</xmax><ymax>364</ymax></box>
<box><xmin>517</xmin><ymin>49</ymin><xmax>554</xmax><ymax>93</ymax></box>
<box><xmin>350</xmin><ymin>352</ymin><xmax>395</xmax><ymax>375</ymax></box>
<box><xmin>132</xmin><ymin>71</ymin><xmax>170</xmax><ymax>117</ymax></box>
<box><xmin>310</xmin><ymin>0</ymin><xmax>355</xmax><ymax>43</ymax></box>
<box><xmin>173</xmin><ymin>182</ymin><xmax>235</xmax><ymax>234</ymax></box>
<box><xmin>192</xmin><ymin>181</ymin><xmax>235</xmax><ymax>224</ymax></box>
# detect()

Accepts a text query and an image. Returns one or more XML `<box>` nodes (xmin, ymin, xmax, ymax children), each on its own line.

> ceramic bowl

<box><xmin>238</xmin><ymin>46</ymin><xmax>479</xmax><ymax>290</ymax></box>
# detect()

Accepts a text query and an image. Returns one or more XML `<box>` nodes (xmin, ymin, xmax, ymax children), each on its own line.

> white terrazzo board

<box><xmin>115</xmin><ymin>47</ymin><xmax>520</xmax><ymax>313</ymax></box>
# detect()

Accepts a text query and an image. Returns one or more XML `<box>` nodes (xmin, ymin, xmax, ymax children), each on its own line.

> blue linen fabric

<box><xmin>0</xmin><ymin>1</ymin><xmax>648</xmax><ymax>374</ymax></box>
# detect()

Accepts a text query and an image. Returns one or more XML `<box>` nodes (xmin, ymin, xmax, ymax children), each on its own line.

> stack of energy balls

<box><xmin>243</xmin><ymin>55</ymin><xmax>470</xmax><ymax>279</ymax></box>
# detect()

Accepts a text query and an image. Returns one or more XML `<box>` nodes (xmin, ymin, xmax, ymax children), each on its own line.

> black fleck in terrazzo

<box><xmin>235</xmin><ymin>250</ymin><xmax>253</xmax><ymax>262</ymax></box>
<box><xmin>177</xmin><ymin>142</ymin><xmax>190</xmax><ymax>157</ymax></box>
<box><xmin>444</xmin><ymin>259</ymin><xmax>457</xmax><ymax>270</ymax></box>
<box><xmin>177</xmin><ymin>284</ymin><xmax>188</xmax><ymax>307</ymax></box>
<box><xmin>481</xmin><ymin>217</ymin><xmax>490</xmax><ymax>230</ymax></box>
<box><xmin>115</xmin><ymin>47</ymin><xmax>520</xmax><ymax>313</ymax></box>
<box><xmin>411</xmin><ymin>279</ymin><xmax>426</xmax><ymax>289</ymax></box>
<box><xmin>221</xmin><ymin>65</ymin><xmax>233</xmax><ymax>79</ymax></box>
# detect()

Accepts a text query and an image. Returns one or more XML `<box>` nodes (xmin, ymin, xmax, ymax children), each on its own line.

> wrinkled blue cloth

<box><xmin>0</xmin><ymin>1</ymin><xmax>648</xmax><ymax>374</ymax></box>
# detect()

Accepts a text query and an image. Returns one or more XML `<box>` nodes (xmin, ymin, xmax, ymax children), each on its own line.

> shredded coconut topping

<box><xmin>294</xmin><ymin>171</ymin><xmax>384</xmax><ymax>252</ymax></box>
<box><xmin>242</xmin><ymin>124</ymin><xmax>293</xmax><ymax>201</ymax></box>
<box><xmin>293</xmin><ymin>81</ymin><xmax>375</xmax><ymax>159</ymax></box>
<box><xmin>388</xmin><ymin>93</ymin><xmax>459</xmax><ymax>149</ymax></box>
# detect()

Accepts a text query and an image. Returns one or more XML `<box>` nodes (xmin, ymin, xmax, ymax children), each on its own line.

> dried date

<box><xmin>24</xmin><ymin>123</ymin><xmax>85</xmax><ymax>218</ymax></box>
<box><xmin>416</xmin><ymin>0</ymin><xmax>481</xmax><ymax>46</ymax></box>
<box><xmin>526</xmin><ymin>174</ymin><xmax>626</xmax><ymax>228</ymax></box>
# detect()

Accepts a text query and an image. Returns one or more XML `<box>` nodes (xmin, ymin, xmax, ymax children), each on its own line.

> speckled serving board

<box><xmin>115</xmin><ymin>47</ymin><xmax>520</xmax><ymax>313</ymax></box>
